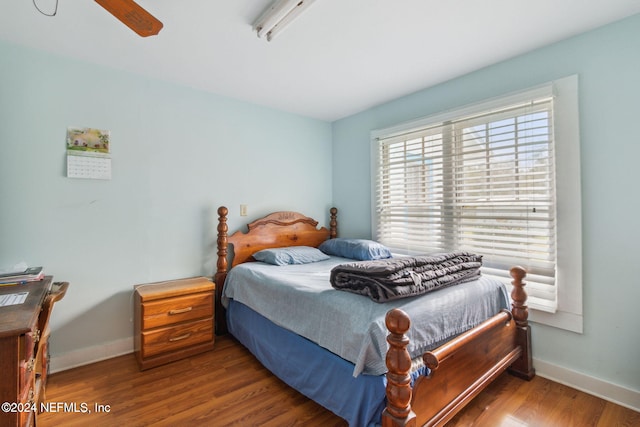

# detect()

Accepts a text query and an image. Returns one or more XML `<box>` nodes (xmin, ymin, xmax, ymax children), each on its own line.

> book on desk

<box><xmin>0</xmin><ymin>266</ymin><xmax>45</xmax><ymax>285</ymax></box>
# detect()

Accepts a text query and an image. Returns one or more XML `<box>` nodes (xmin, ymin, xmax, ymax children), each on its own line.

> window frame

<box><xmin>370</xmin><ymin>75</ymin><xmax>582</xmax><ymax>333</ymax></box>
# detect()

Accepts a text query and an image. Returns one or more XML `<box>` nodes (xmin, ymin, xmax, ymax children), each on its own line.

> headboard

<box><xmin>214</xmin><ymin>206</ymin><xmax>338</xmax><ymax>333</ymax></box>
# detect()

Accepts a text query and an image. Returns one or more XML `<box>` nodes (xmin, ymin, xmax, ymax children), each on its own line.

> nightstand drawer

<box><xmin>141</xmin><ymin>292</ymin><xmax>213</xmax><ymax>329</ymax></box>
<box><xmin>141</xmin><ymin>318</ymin><xmax>213</xmax><ymax>358</ymax></box>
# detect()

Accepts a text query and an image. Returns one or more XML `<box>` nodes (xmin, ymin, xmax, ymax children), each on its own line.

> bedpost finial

<box><xmin>329</xmin><ymin>207</ymin><xmax>338</xmax><ymax>239</ymax></box>
<box><xmin>510</xmin><ymin>266</ymin><xmax>526</xmax><ymax>283</ymax></box>
<box><xmin>218</xmin><ymin>206</ymin><xmax>228</xmax><ymax>217</ymax></box>
<box><xmin>510</xmin><ymin>266</ymin><xmax>528</xmax><ymax>326</ymax></box>
<box><xmin>386</xmin><ymin>308</ymin><xmax>411</xmax><ymax>335</ymax></box>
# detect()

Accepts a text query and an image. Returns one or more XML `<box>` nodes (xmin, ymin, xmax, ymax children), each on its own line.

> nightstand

<box><xmin>133</xmin><ymin>277</ymin><xmax>214</xmax><ymax>370</ymax></box>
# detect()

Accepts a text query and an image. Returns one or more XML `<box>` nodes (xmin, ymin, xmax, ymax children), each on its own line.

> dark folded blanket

<box><xmin>330</xmin><ymin>252</ymin><xmax>482</xmax><ymax>302</ymax></box>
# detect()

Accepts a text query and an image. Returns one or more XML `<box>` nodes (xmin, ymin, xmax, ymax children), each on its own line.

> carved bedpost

<box><xmin>214</xmin><ymin>206</ymin><xmax>229</xmax><ymax>335</ymax></box>
<box><xmin>382</xmin><ymin>309</ymin><xmax>416</xmax><ymax>427</ymax></box>
<box><xmin>329</xmin><ymin>207</ymin><xmax>338</xmax><ymax>239</ymax></box>
<box><xmin>508</xmin><ymin>266</ymin><xmax>535</xmax><ymax>380</ymax></box>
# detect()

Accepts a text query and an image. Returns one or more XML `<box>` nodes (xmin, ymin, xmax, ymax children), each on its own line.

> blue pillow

<box><xmin>318</xmin><ymin>238</ymin><xmax>392</xmax><ymax>261</ymax></box>
<box><xmin>253</xmin><ymin>246</ymin><xmax>330</xmax><ymax>266</ymax></box>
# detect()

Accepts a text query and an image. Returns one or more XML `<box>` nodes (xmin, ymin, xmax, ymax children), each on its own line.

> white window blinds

<box><xmin>373</xmin><ymin>87</ymin><xmax>559</xmax><ymax>312</ymax></box>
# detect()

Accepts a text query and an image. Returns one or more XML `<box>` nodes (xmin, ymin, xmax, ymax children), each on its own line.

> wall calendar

<box><xmin>66</xmin><ymin>127</ymin><xmax>112</xmax><ymax>180</ymax></box>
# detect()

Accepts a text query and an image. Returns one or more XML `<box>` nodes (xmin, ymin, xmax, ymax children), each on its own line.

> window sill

<box><xmin>529</xmin><ymin>308</ymin><xmax>583</xmax><ymax>334</ymax></box>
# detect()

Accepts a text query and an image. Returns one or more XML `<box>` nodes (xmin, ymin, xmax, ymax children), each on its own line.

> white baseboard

<box><xmin>49</xmin><ymin>337</ymin><xmax>133</xmax><ymax>374</ymax></box>
<box><xmin>534</xmin><ymin>358</ymin><xmax>640</xmax><ymax>412</ymax></box>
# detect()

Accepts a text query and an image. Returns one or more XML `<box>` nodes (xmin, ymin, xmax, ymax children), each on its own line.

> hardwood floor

<box><xmin>39</xmin><ymin>335</ymin><xmax>639</xmax><ymax>426</ymax></box>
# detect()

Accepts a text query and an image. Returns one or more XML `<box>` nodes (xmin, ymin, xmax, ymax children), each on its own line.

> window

<box><xmin>371</xmin><ymin>76</ymin><xmax>582</xmax><ymax>332</ymax></box>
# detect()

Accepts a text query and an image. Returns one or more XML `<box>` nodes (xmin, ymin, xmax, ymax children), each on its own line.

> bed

<box><xmin>214</xmin><ymin>206</ymin><xmax>534</xmax><ymax>427</ymax></box>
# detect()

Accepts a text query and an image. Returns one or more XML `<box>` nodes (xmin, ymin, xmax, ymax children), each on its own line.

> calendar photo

<box><xmin>66</xmin><ymin>127</ymin><xmax>110</xmax><ymax>153</ymax></box>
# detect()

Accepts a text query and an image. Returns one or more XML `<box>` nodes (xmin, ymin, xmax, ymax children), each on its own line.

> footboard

<box><xmin>383</xmin><ymin>267</ymin><xmax>533</xmax><ymax>427</ymax></box>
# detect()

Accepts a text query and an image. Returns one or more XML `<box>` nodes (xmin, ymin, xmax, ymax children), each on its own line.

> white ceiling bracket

<box><xmin>253</xmin><ymin>0</ymin><xmax>317</xmax><ymax>42</ymax></box>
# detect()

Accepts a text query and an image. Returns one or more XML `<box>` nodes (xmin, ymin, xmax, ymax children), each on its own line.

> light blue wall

<box><xmin>0</xmin><ymin>41</ymin><xmax>332</xmax><ymax>355</ymax></box>
<box><xmin>332</xmin><ymin>14</ymin><xmax>640</xmax><ymax>392</ymax></box>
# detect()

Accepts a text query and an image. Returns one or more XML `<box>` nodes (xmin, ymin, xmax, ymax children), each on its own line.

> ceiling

<box><xmin>1</xmin><ymin>1</ymin><xmax>639</xmax><ymax>122</ymax></box>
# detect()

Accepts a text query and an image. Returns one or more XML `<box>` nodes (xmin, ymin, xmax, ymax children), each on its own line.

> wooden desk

<box><xmin>0</xmin><ymin>277</ymin><xmax>68</xmax><ymax>427</ymax></box>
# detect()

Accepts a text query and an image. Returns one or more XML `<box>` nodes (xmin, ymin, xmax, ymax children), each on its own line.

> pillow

<box><xmin>252</xmin><ymin>246</ymin><xmax>330</xmax><ymax>266</ymax></box>
<box><xmin>318</xmin><ymin>238</ymin><xmax>392</xmax><ymax>261</ymax></box>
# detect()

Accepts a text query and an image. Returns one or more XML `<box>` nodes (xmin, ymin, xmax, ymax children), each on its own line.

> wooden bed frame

<box><xmin>214</xmin><ymin>206</ymin><xmax>534</xmax><ymax>427</ymax></box>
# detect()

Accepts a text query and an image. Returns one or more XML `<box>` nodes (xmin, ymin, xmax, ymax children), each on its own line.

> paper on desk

<box><xmin>0</xmin><ymin>292</ymin><xmax>29</xmax><ymax>307</ymax></box>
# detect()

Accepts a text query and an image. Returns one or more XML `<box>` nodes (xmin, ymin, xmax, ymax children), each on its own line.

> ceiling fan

<box><xmin>94</xmin><ymin>0</ymin><xmax>163</xmax><ymax>37</ymax></box>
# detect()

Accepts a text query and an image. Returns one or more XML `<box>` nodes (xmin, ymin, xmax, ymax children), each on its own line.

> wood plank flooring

<box><xmin>39</xmin><ymin>335</ymin><xmax>639</xmax><ymax>426</ymax></box>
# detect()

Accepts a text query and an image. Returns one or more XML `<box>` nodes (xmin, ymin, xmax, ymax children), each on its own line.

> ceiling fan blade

<box><xmin>95</xmin><ymin>0</ymin><xmax>163</xmax><ymax>37</ymax></box>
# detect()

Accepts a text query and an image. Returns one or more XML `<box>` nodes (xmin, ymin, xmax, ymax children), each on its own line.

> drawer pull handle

<box><xmin>168</xmin><ymin>307</ymin><xmax>193</xmax><ymax>315</ymax></box>
<box><xmin>169</xmin><ymin>333</ymin><xmax>191</xmax><ymax>342</ymax></box>
<box><xmin>32</xmin><ymin>328</ymin><xmax>41</xmax><ymax>344</ymax></box>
